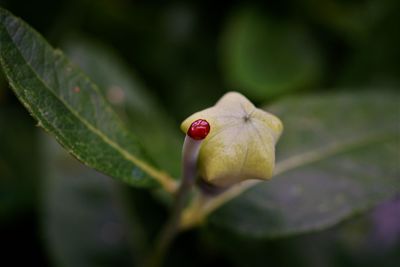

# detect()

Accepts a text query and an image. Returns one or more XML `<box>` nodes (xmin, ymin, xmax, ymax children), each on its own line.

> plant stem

<box><xmin>146</xmin><ymin>136</ymin><xmax>203</xmax><ymax>267</ymax></box>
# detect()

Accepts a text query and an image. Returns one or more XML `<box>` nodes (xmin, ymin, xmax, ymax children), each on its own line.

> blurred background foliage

<box><xmin>0</xmin><ymin>0</ymin><xmax>399</xmax><ymax>266</ymax></box>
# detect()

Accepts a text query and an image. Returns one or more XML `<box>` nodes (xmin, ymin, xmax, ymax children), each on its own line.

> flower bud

<box><xmin>180</xmin><ymin>92</ymin><xmax>283</xmax><ymax>187</ymax></box>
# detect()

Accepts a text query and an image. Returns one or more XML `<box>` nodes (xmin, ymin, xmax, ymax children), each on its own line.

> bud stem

<box><xmin>147</xmin><ymin>120</ymin><xmax>209</xmax><ymax>267</ymax></box>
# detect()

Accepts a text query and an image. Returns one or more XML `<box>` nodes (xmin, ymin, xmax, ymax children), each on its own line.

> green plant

<box><xmin>0</xmin><ymin>6</ymin><xmax>399</xmax><ymax>267</ymax></box>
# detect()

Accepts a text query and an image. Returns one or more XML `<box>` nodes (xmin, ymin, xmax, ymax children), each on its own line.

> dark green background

<box><xmin>0</xmin><ymin>0</ymin><xmax>399</xmax><ymax>266</ymax></box>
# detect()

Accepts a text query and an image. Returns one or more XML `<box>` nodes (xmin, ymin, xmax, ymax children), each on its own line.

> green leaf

<box><xmin>62</xmin><ymin>38</ymin><xmax>182</xmax><ymax>179</ymax></box>
<box><xmin>0</xmin><ymin>8</ymin><xmax>176</xmax><ymax>191</ymax></box>
<box><xmin>43</xmin><ymin>137</ymin><xmax>140</xmax><ymax>267</ymax></box>
<box><xmin>220</xmin><ymin>7</ymin><xmax>322</xmax><ymax>100</ymax></box>
<box><xmin>208</xmin><ymin>91</ymin><xmax>400</xmax><ymax>238</ymax></box>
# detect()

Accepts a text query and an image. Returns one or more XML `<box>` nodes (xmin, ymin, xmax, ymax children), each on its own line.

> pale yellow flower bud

<box><xmin>181</xmin><ymin>92</ymin><xmax>283</xmax><ymax>187</ymax></box>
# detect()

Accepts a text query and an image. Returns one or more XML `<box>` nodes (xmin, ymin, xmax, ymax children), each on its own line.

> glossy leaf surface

<box><xmin>0</xmin><ymin>8</ymin><xmax>175</xmax><ymax>190</ymax></box>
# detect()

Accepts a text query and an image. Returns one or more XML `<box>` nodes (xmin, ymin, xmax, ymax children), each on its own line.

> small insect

<box><xmin>187</xmin><ymin>119</ymin><xmax>210</xmax><ymax>140</ymax></box>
